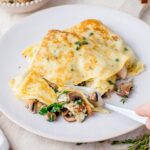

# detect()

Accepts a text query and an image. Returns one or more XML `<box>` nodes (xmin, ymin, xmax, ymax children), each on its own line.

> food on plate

<box><xmin>10</xmin><ymin>19</ymin><xmax>144</xmax><ymax>123</ymax></box>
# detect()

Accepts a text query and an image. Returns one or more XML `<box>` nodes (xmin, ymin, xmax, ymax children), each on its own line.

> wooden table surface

<box><xmin>0</xmin><ymin>0</ymin><xmax>150</xmax><ymax>149</ymax></box>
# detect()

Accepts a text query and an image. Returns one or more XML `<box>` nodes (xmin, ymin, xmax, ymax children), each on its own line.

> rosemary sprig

<box><xmin>112</xmin><ymin>134</ymin><xmax>150</xmax><ymax>150</ymax></box>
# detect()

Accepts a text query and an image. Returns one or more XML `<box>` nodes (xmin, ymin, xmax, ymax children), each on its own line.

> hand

<box><xmin>135</xmin><ymin>103</ymin><xmax>150</xmax><ymax>130</ymax></box>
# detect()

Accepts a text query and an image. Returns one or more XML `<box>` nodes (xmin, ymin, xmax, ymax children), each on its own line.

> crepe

<box><xmin>10</xmin><ymin>69</ymin><xmax>57</xmax><ymax>105</ymax></box>
<box><xmin>10</xmin><ymin>19</ymin><xmax>144</xmax><ymax>103</ymax></box>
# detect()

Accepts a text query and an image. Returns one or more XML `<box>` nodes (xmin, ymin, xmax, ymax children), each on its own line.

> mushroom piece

<box><xmin>116</xmin><ymin>81</ymin><xmax>133</xmax><ymax>97</ymax></box>
<box><xmin>61</xmin><ymin>109</ymin><xmax>69</xmax><ymax>116</ymax></box>
<box><xmin>68</xmin><ymin>91</ymin><xmax>83</xmax><ymax>101</ymax></box>
<box><xmin>45</xmin><ymin>112</ymin><xmax>57</xmax><ymax>122</ymax></box>
<box><xmin>49</xmin><ymin>82</ymin><xmax>58</xmax><ymax>92</ymax></box>
<box><xmin>89</xmin><ymin>92</ymin><xmax>98</xmax><ymax>102</ymax></box>
<box><xmin>25</xmin><ymin>99</ymin><xmax>37</xmax><ymax>113</ymax></box>
<box><xmin>25</xmin><ymin>100</ymin><xmax>45</xmax><ymax>113</ymax></box>
<box><xmin>63</xmin><ymin>115</ymin><xmax>76</xmax><ymax>122</ymax></box>
<box><xmin>77</xmin><ymin>81</ymin><xmax>86</xmax><ymax>86</ymax></box>
<box><xmin>43</xmin><ymin>78</ymin><xmax>58</xmax><ymax>92</ymax></box>
<box><xmin>62</xmin><ymin>109</ymin><xmax>76</xmax><ymax>122</ymax></box>
<box><xmin>117</xmin><ymin>66</ymin><xmax>127</xmax><ymax>79</ymax></box>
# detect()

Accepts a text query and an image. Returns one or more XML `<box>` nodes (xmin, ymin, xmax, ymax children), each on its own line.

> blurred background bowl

<box><xmin>0</xmin><ymin>0</ymin><xmax>49</xmax><ymax>13</ymax></box>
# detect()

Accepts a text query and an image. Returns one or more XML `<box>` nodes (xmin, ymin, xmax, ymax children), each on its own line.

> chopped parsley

<box><xmin>76</xmin><ymin>47</ymin><xmax>80</xmax><ymax>51</ymax></box>
<box><xmin>82</xmin><ymin>40</ymin><xmax>88</xmax><ymax>45</ymax></box>
<box><xmin>39</xmin><ymin>102</ymin><xmax>65</xmax><ymax>115</ymax></box>
<box><xmin>75</xmin><ymin>99</ymin><xmax>82</xmax><ymax>105</ymax></box>
<box><xmin>50</xmin><ymin>102</ymin><xmax>66</xmax><ymax>113</ymax></box>
<box><xmin>89</xmin><ymin>32</ymin><xmax>94</xmax><ymax>36</ymax></box>
<box><xmin>115</xmin><ymin>58</ymin><xmax>119</xmax><ymax>62</ymax></box>
<box><xmin>120</xmin><ymin>96</ymin><xmax>128</xmax><ymax>104</ymax></box>
<box><xmin>124</xmin><ymin>47</ymin><xmax>128</xmax><ymax>51</ymax></box>
<box><xmin>82</xmin><ymin>37</ymin><xmax>86</xmax><ymax>40</ymax></box>
<box><xmin>39</xmin><ymin>107</ymin><xmax>48</xmax><ymax>115</ymax></box>
<box><xmin>61</xmin><ymin>90</ymin><xmax>70</xmax><ymax>95</ymax></box>
<box><xmin>75</xmin><ymin>41</ymin><xmax>82</xmax><ymax>46</ymax></box>
<box><xmin>53</xmin><ymin>88</ymin><xmax>58</xmax><ymax>93</ymax></box>
<box><xmin>75</xmin><ymin>38</ymin><xmax>88</xmax><ymax>50</ymax></box>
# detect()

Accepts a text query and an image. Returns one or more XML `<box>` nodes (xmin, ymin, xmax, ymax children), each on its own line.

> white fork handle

<box><xmin>105</xmin><ymin>103</ymin><xmax>148</xmax><ymax>124</ymax></box>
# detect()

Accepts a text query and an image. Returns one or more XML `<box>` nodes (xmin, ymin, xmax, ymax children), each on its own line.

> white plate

<box><xmin>0</xmin><ymin>5</ymin><xmax>150</xmax><ymax>143</ymax></box>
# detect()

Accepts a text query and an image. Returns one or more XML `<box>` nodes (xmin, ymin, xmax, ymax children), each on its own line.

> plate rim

<box><xmin>0</xmin><ymin>4</ymin><xmax>149</xmax><ymax>142</ymax></box>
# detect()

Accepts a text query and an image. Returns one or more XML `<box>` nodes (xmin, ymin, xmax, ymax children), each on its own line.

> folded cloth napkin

<box><xmin>0</xmin><ymin>129</ymin><xmax>9</xmax><ymax>150</ymax></box>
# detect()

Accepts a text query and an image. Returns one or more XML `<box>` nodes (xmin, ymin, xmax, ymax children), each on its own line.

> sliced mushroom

<box><xmin>102</xmin><ymin>88</ymin><xmax>115</xmax><ymax>99</ymax></box>
<box><xmin>68</xmin><ymin>91</ymin><xmax>83</xmax><ymax>101</ymax></box>
<box><xmin>35</xmin><ymin>102</ymin><xmax>46</xmax><ymax>113</ymax></box>
<box><xmin>117</xmin><ymin>66</ymin><xmax>127</xmax><ymax>79</ymax></box>
<box><xmin>49</xmin><ymin>82</ymin><xmax>58</xmax><ymax>91</ymax></box>
<box><xmin>61</xmin><ymin>109</ymin><xmax>69</xmax><ymax>116</ymax></box>
<box><xmin>25</xmin><ymin>100</ymin><xmax>45</xmax><ymax>113</ymax></box>
<box><xmin>43</xmin><ymin>78</ymin><xmax>58</xmax><ymax>92</ymax></box>
<box><xmin>25</xmin><ymin>99</ymin><xmax>37</xmax><ymax>113</ymax></box>
<box><xmin>63</xmin><ymin>115</ymin><xmax>76</xmax><ymax>122</ymax></box>
<box><xmin>116</xmin><ymin>81</ymin><xmax>133</xmax><ymax>97</ymax></box>
<box><xmin>45</xmin><ymin>112</ymin><xmax>57</xmax><ymax>122</ymax></box>
<box><xmin>62</xmin><ymin>109</ymin><xmax>76</xmax><ymax>122</ymax></box>
<box><xmin>89</xmin><ymin>92</ymin><xmax>98</xmax><ymax>102</ymax></box>
<box><xmin>77</xmin><ymin>81</ymin><xmax>86</xmax><ymax>86</ymax></box>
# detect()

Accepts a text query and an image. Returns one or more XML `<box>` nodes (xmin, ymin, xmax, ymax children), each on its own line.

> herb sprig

<box><xmin>75</xmin><ymin>37</ymin><xmax>88</xmax><ymax>50</ymax></box>
<box><xmin>120</xmin><ymin>96</ymin><xmax>128</xmax><ymax>104</ymax></box>
<box><xmin>112</xmin><ymin>134</ymin><xmax>150</xmax><ymax>150</ymax></box>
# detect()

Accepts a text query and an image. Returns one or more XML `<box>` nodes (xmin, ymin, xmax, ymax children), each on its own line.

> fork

<box><xmin>67</xmin><ymin>85</ymin><xmax>148</xmax><ymax>124</ymax></box>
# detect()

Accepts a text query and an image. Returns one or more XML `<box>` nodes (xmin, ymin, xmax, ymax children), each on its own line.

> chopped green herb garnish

<box><xmin>53</xmin><ymin>88</ymin><xmax>58</xmax><ymax>93</ymax></box>
<box><xmin>61</xmin><ymin>90</ymin><xmax>70</xmax><ymax>95</ymax></box>
<box><xmin>57</xmin><ymin>90</ymin><xmax>70</xmax><ymax>99</ymax></box>
<box><xmin>39</xmin><ymin>102</ymin><xmax>65</xmax><ymax>115</ymax></box>
<box><xmin>75</xmin><ymin>99</ymin><xmax>82</xmax><ymax>105</ymax></box>
<box><xmin>76</xmin><ymin>46</ymin><xmax>80</xmax><ymax>51</ymax></box>
<box><xmin>75</xmin><ymin>41</ymin><xmax>82</xmax><ymax>50</ymax></box>
<box><xmin>120</xmin><ymin>96</ymin><xmax>128</xmax><ymax>104</ymax></box>
<box><xmin>115</xmin><ymin>58</ymin><xmax>119</xmax><ymax>62</ymax></box>
<box><xmin>82</xmin><ymin>37</ymin><xmax>86</xmax><ymax>40</ymax></box>
<box><xmin>82</xmin><ymin>37</ymin><xmax>88</xmax><ymax>45</ymax></box>
<box><xmin>75</xmin><ymin>41</ymin><xmax>82</xmax><ymax>46</ymax></box>
<box><xmin>75</xmin><ymin>38</ymin><xmax>88</xmax><ymax>50</ymax></box>
<box><xmin>112</xmin><ymin>134</ymin><xmax>150</xmax><ymax>150</ymax></box>
<box><xmin>49</xmin><ymin>102</ymin><xmax>65</xmax><ymax>113</ymax></box>
<box><xmin>82</xmin><ymin>41</ymin><xmax>88</xmax><ymax>45</ymax></box>
<box><xmin>124</xmin><ymin>47</ymin><xmax>128</xmax><ymax>51</ymax></box>
<box><xmin>39</xmin><ymin>106</ymin><xmax>48</xmax><ymax>115</ymax></box>
<box><xmin>107</xmin><ymin>80</ymin><xmax>115</xmax><ymax>85</ymax></box>
<box><xmin>89</xmin><ymin>32</ymin><xmax>94</xmax><ymax>36</ymax></box>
